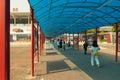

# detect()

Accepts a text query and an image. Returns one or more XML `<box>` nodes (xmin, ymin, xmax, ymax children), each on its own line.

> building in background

<box><xmin>10</xmin><ymin>0</ymin><xmax>31</xmax><ymax>42</ymax></box>
<box><xmin>10</xmin><ymin>0</ymin><xmax>115</xmax><ymax>43</ymax></box>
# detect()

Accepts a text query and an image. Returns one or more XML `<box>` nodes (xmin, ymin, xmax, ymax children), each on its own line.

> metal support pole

<box><xmin>40</xmin><ymin>31</ymin><xmax>42</xmax><ymax>55</ymax></box>
<box><xmin>41</xmin><ymin>32</ymin><xmax>43</xmax><ymax>50</ymax></box>
<box><xmin>73</xmin><ymin>34</ymin><xmax>74</xmax><ymax>47</ymax></box>
<box><xmin>85</xmin><ymin>31</ymin><xmax>87</xmax><ymax>42</ymax></box>
<box><xmin>0</xmin><ymin>0</ymin><xmax>10</xmax><ymax>80</ymax></box>
<box><xmin>40</xmin><ymin>32</ymin><xmax>42</xmax><ymax>52</ymax></box>
<box><xmin>115</xmin><ymin>23</ymin><xmax>118</xmax><ymax>62</ymax></box>
<box><xmin>95</xmin><ymin>28</ymin><xmax>98</xmax><ymax>41</ymax></box>
<box><xmin>77</xmin><ymin>33</ymin><xmax>79</xmax><ymax>49</ymax></box>
<box><xmin>30</xmin><ymin>8</ymin><xmax>34</xmax><ymax>76</ymax></box>
<box><xmin>37</xmin><ymin>24</ymin><xmax>39</xmax><ymax>62</ymax></box>
<box><xmin>38</xmin><ymin>29</ymin><xmax>41</xmax><ymax>56</ymax></box>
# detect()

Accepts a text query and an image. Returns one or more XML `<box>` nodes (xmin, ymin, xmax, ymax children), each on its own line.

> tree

<box><xmin>111</xmin><ymin>26</ymin><xmax>115</xmax><ymax>32</ymax></box>
<box><xmin>87</xmin><ymin>29</ymin><xmax>95</xmax><ymax>33</ymax></box>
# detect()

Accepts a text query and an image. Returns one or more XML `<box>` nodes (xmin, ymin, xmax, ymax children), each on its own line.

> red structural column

<box><xmin>95</xmin><ymin>28</ymin><xmax>98</xmax><ymax>41</ymax></box>
<box><xmin>0</xmin><ymin>0</ymin><xmax>10</xmax><ymax>80</ymax></box>
<box><xmin>43</xmin><ymin>33</ymin><xmax>45</xmax><ymax>48</ymax></box>
<box><xmin>38</xmin><ymin>30</ymin><xmax>40</xmax><ymax>55</ymax></box>
<box><xmin>115</xmin><ymin>23</ymin><xmax>118</xmax><ymax>62</ymax></box>
<box><xmin>40</xmin><ymin>31</ymin><xmax>42</xmax><ymax>55</ymax></box>
<box><xmin>85</xmin><ymin>31</ymin><xmax>87</xmax><ymax>42</ymax></box>
<box><xmin>30</xmin><ymin>8</ymin><xmax>35</xmax><ymax>76</ymax></box>
<box><xmin>37</xmin><ymin>24</ymin><xmax>39</xmax><ymax>62</ymax></box>
<box><xmin>77</xmin><ymin>33</ymin><xmax>79</xmax><ymax>49</ymax></box>
<box><xmin>38</xmin><ymin>30</ymin><xmax>40</xmax><ymax>54</ymax></box>
<box><xmin>41</xmin><ymin>32</ymin><xmax>43</xmax><ymax>54</ymax></box>
<box><xmin>73</xmin><ymin>34</ymin><xmax>74</xmax><ymax>47</ymax></box>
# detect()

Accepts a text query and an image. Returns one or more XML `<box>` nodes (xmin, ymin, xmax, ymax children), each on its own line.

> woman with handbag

<box><xmin>91</xmin><ymin>40</ymin><xmax>100</xmax><ymax>67</ymax></box>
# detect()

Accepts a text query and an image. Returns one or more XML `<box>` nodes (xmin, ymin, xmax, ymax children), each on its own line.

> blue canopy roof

<box><xmin>28</xmin><ymin>0</ymin><xmax>120</xmax><ymax>37</ymax></box>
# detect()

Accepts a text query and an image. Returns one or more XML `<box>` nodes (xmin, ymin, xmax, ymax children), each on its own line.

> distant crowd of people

<box><xmin>56</xmin><ymin>39</ymin><xmax>71</xmax><ymax>51</ymax></box>
<box><xmin>50</xmin><ymin>37</ymin><xmax>101</xmax><ymax>67</ymax></box>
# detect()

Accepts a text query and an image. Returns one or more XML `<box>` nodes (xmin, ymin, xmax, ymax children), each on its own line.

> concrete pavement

<box><xmin>10</xmin><ymin>41</ymin><xmax>120</xmax><ymax>80</ymax></box>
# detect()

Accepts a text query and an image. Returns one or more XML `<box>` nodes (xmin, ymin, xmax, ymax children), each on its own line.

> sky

<box><xmin>10</xmin><ymin>0</ymin><xmax>30</xmax><ymax>12</ymax></box>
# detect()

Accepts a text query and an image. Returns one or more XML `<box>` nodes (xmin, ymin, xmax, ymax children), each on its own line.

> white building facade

<box><xmin>10</xmin><ymin>0</ymin><xmax>32</xmax><ymax>42</ymax></box>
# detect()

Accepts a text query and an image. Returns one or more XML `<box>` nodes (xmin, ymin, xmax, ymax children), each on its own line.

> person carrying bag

<box><xmin>91</xmin><ymin>40</ymin><xmax>100</xmax><ymax>67</ymax></box>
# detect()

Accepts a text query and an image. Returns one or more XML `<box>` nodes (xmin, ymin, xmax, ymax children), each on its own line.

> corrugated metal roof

<box><xmin>28</xmin><ymin>0</ymin><xmax>120</xmax><ymax>37</ymax></box>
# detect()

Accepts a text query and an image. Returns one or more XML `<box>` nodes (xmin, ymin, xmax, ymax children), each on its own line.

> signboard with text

<box><xmin>10</xmin><ymin>0</ymin><xmax>30</xmax><ymax>12</ymax></box>
<box><xmin>10</xmin><ymin>26</ymin><xmax>31</xmax><ymax>34</ymax></box>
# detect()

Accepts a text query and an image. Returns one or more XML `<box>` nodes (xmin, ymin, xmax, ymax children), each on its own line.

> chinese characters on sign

<box><xmin>13</xmin><ymin>8</ymin><xmax>18</xmax><ymax>12</ymax></box>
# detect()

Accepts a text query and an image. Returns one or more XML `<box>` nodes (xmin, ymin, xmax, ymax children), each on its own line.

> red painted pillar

<box><xmin>41</xmin><ymin>32</ymin><xmax>43</xmax><ymax>51</ymax></box>
<box><xmin>41</xmin><ymin>32</ymin><xmax>44</xmax><ymax>50</ymax></box>
<box><xmin>73</xmin><ymin>34</ymin><xmax>74</xmax><ymax>47</ymax></box>
<box><xmin>40</xmin><ymin>31</ymin><xmax>42</xmax><ymax>55</ymax></box>
<box><xmin>30</xmin><ymin>7</ymin><xmax>35</xmax><ymax>76</ymax></box>
<box><xmin>37</xmin><ymin>24</ymin><xmax>39</xmax><ymax>62</ymax></box>
<box><xmin>43</xmin><ymin>33</ymin><xmax>45</xmax><ymax>48</ymax></box>
<box><xmin>95</xmin><ymin>28</ymin><xmax>98</xmax><ymax>41</ymax></box>
<box><xmin>0</xmin><ymin>0</ymin><xmax>10</xmax><ymax>80</ymax></box>
<box><xmin>77</xmin><ymin>33</ymin><xmax>79</xmax><ymax>49</ymax></box>
<box><xmin>38</xmin><ymin>29</ymin><xmax>41</xmax><ymax>56</ymax></box>
<box><xmin>85</xmin><ymin>31</ymin><xmax>87</xmax><ymax>42</ymax></box>
<box><xmin>115</xmin><ymin>23</ymin><xmax>118</xmax><ymax>62</ymax></box>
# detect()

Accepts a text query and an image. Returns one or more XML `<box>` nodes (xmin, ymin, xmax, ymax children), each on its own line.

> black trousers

<box><xmin>84</xmin><ymin>48</ymin><xmax>87</xmax><ymax>54</ymax></box>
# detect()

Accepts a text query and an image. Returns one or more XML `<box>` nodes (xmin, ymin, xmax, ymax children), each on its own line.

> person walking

<box><xmin>68</xmin><ymin>40</ymin><xmax>71</xmax><ymax>47</ymax></box>
<box><xmin>62</xmin><ymin>41</ymin><xmax>66</xmax><ymax>51</ymax></box>
<box><xmin>91</xmin><ymin>40</ymin><xmax>100</xmax><ymax>67</ymax></box>
<box><xmin>59</xmin><ymin>39</ymin><xmax>63</xmax><ymax>51</ymax></box>
<box><xmin>83</xmin><ymin>41</ymin><xmax>88</xmax><ymax>55</ymax></box>
<box><xmin>57</xmin><ymin>39</ymin><xmax>60</xmax><ymax>49</ymax></box>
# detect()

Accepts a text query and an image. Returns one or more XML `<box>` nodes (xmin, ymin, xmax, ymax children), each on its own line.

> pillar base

<box><xmin>26</xmin><ymin>75</ymin><xmax>36</xmax><ymax>79</ymax></box>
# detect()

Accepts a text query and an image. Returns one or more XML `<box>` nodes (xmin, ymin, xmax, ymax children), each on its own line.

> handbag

<box><xmin>93</xmin><ymin>50</ymin><xmax>98</xmax><ymax>56</ymax></box>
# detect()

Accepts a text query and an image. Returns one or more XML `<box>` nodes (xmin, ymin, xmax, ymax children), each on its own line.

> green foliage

<box><xmin>100</xmin><ymin>30</ymin><xmax>105</xmax><ymax>33</ymax></box>
<box><xmin>111</xmin><ymin>27</ymin><xmax>115</xmax><ymax>32</ymax></box>
<box><xmin>111</xmin><ymin>25</ymin><xmax>120</xmax><ymax>32</ymax></box>
<box><xmin>87</xmin><ymin>29</ymin><xmax>95</xmax><ymax>33</ymax></box>
<box><xmin>101</xmin><ymin>38</ymin><xmax>107</xmax><ymax>42</ymax></box>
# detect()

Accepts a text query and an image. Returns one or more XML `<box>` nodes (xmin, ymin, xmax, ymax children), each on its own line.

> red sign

<box><xmin>13</xmin><ymin>8</ymin><xmax>18</xmax><ymax>12</ymax></box>
<box><xmin>12</xmin><ymin>28</ymin><xmax>23</xmax><ymax>32</ymax></box>
<box><xmin>105</xmin><ymin>34</ymin><xmax>111</xmax><ymax>43</ymax></box>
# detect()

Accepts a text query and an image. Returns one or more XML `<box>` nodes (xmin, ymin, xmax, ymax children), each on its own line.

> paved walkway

<box><xmin>10</xmin><ymin>41</ymin><xmax>120</xmax><ymax>80</ymax></box>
